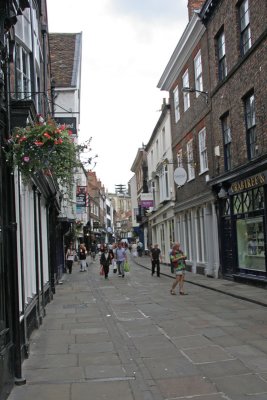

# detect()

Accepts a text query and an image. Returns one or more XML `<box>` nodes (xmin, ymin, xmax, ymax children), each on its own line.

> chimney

<box><xmin>187</xmin><ymin>0</ymin><xmax>205</xmax><ymax>20</ymax></box>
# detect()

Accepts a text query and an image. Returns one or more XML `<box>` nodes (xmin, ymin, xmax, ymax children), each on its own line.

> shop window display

<box><xmin>237</xmin><ymin>217</ymin><xmax>265</xmax><ymax>271</ymax></box>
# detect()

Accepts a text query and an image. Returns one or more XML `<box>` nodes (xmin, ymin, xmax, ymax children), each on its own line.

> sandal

<box><xmin>170</xmin><ymin>290</ymin><xmax>176</xmax><ymax>295</ymax></box>
<box><xmin>179</xmin><ymin>292</ymin><xmax>188</xmax><ymax>295</ymax></box>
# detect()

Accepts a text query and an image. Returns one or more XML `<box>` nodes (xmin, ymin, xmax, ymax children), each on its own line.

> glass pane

<box><xmin>243</xmin><ymin>191</ymin><xmax>253</xmax><ymax>212</ymax></box>
<box><xmin>242</xmin><ymin>26</ymin><xmax>251</xmax><ymax>54</ymax></box>
<box><xmin>233</xmin><ymin>194</ymin><xmax>243</xmax><ymax>214</ymax></box>
<box><xmin>246</xmin><ymin>94</ymin><xmax>255</xmax><ymax>128</ymax></box>
<box><xmin>254</xmin><ymin>187</ymin><xmax>264</xmax><ymax>210</ymax></box>
<box><xmin>237</xmin><ymin>217</ymin><xmax>265</xmax><ymax>271</ymax></box>
<box><xmin>240</xmin><ymin>0</ymin><xmax>249</xmax><ymax>31</ymax></box>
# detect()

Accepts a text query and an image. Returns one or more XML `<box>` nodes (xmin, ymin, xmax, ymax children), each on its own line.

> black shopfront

<box><xmin>215</xmin><ymin>170</ymin><xmax>267</xmax><ymax>285</ymax></box>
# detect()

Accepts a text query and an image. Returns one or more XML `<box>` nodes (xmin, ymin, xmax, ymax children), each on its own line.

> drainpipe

<box><xmin>33</xmin><ymin>185</ymin><xmax>41</xmax><ymax>327</ymax></box>
<box><xmin>5</xmin><ymin>35</ymin><xmax>26</xmax><ymax>386</ymax></box>
<box><xmin>41</xmin><ymin>24</ymin><xmax>48</xmax><ymax>118</ymax></box>
<box><xmin>38</xmin><ymin>192</ymin><xmax>45</xmax><ymax>319</ymax></box>
<box><xmin>17</xmin><ymin>171</ymin><xmax>30</xmax><ymax>358</ymax></box>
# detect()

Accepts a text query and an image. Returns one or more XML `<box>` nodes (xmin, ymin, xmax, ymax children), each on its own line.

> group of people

<box><xmin>99</xmin><ymin>242</ymin><xmax>128</xmax><ymax>279</ymax></box>
<box><xmin>65</xmin><ymin>242</ymin><xmax>88</xmax><ymax>274</ymax></box>
<box><xmin>66</xmin><ymin>239</ymin><xmax>188</xmax><ymax>295</ymax></box>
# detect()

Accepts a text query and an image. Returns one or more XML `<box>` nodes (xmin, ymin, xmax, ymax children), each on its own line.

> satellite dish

<box><xmin>174</xmin><ymin>167</ymin><xmax>187</xmax><ymax>186</ymax></box>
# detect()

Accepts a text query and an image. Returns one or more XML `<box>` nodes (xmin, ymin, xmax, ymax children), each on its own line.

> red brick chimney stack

<box><xmin>187</xmin><ymin>0</ymin><xmax>205</xmax><ymax>20</ymax></box>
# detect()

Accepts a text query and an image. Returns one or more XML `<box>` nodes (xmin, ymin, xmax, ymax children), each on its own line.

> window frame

<box><xmin>239</xmin><ymin>0</ymin><xmax>252</xmax><ymax>55</ymax></box>
<box><xmin>244</xmin><ymin>92</ymin><xmax>256</xmax><ymax>159</ymax></box>
<box><xmin>221</xmin><ymin>113</ymin><xmax>232</xmax><ymax>171</ymax></box>
<box><xmin>217</xmin><ymin>30</ymin><xmax>227</xmax><ymax>81</ymax></box>
<box><xmin>182</xmin><ymin>70</ymin><xmax>190</xmax><ymax>111</ymax></box>
<box><xmin>194</xmin><ymin>50</ymin><xmax>203</xmax><ymax>95</ymax></box>
<box><xmin>173</xmin><ymin>86</ymin><xmax>180</xmax><ymax>122</ymax></box>
<box><xmin>198</xmin><ymin>128</ymin><xmax>208</xmax><ymax>173</ymax></box>
<box><xmin>187</xmin><ymin>139</ymin><xmax>195</xmax><ymax>181</ymax></box>
<box><xmin>15</xmin><ymin>43</ymin><xmax>31</xmax><ymax>100</ymax></box>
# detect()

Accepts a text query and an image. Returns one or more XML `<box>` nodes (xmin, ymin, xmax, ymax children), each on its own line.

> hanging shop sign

<box><xmin>76</xmin><ymin>186</ymin><xmax>87</xmax><ymax>212</ymax></box>
<box><xmin>140</xmin><ymin>193</ymin><xmax>154</xmax><ymax>208</ymax></box>
<box><xmin>230</xmin><ymin>172</ymin><xmax>266</xmax><ymax>194</ymax></box>
<box><xmin>54</xmin><ymin>117</ymin><xmax>77</xmax><ymax>136</ymax></box>
<box><xmin>174</xmin><ymin>167</ymin><xmax>187</xmax><ymax>186</ymax></box>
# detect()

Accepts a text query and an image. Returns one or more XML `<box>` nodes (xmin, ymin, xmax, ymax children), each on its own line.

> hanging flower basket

<box><xmin>5</xmin><ymin>118</ymin><xmax>79</xmax><ymax>187</ymax></box>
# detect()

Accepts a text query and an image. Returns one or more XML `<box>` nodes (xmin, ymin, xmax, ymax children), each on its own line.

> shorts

<box><xmin>175</xmin><ymin>269</ymin><xmax>185</xmax><ymax>276</ymax></box>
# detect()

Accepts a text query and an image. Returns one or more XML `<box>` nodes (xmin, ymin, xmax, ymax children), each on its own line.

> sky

<box><xmin>46</xmin><ymin>0</ymin><xmax>189</xmax><ymax>192</ymax></box>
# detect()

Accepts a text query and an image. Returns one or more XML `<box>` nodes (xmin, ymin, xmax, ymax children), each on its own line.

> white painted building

<box><xmin>146</xmin><ymin>101</ymin><xmax>176</xmax><ymax>262</ymax></box>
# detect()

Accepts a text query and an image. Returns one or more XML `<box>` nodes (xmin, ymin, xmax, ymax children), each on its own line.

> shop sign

<box><xmin>140</xmin><ymin>193</ymin><xmax>154</xmax><ymax>208</ymax></box>
<box><xmin>54</xmin><ymin>117</ymin><xmax>77</xmax><ymax>136</ymax></box>
<box><xmin>76</xmin><ymin>186</ymin><xmax>87</xmax><ymax>211</ymax></box>
<box><xmin>230</xmin><ymin>173</ymin><xmax>265</xmax><ymax>194</ymax></box>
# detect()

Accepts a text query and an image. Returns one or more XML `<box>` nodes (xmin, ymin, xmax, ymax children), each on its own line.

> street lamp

<box><xmin>182</xmin><ymin>87</ymin><xmax>209</xmax><ymax>103</ymax></box>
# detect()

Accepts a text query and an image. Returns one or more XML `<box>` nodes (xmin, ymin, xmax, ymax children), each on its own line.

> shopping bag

<box><xmin>100</xmin><ymin>265</ymin><xmax>104</xmax><ymax>276</ymax></box>
<box><xmin>124</xmin><ymin>261</ymin><xmax>130</xmax><ymax>272</ymax></box>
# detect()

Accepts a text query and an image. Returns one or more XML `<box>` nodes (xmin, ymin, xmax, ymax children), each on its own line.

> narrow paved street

<box><xmin>8</xmin><ymin>255</ymin><xmax>267</xmax><ymax>400</ymax></box>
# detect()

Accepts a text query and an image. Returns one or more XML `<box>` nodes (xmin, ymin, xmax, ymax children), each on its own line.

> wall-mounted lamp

<box><xmin>182</xmin><ymin>87</ymin><xmax>209</xmax><ymax>103</ymax></box>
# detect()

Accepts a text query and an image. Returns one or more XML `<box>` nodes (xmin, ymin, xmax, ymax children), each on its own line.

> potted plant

<box><xmin>5</xmin><ymin>117</ymin><xmax>79</xmax><ymax>188</ymax></box>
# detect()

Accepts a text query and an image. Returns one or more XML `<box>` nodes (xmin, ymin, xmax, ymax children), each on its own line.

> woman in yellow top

<box><xmin>170</xmin><ymin>243</ymin><xmax>187</xmax><ymax>295</ymax></box>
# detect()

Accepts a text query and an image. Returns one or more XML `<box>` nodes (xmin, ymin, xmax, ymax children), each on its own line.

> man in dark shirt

<box><xmin>151</xmin><ymin>244</ymin><xmax>162</xmax><ymax>277</ymax></box>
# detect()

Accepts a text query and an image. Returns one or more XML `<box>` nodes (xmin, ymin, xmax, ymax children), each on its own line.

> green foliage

<box><xmin>5</xmin><ymin>118</ymin><xmax>80</xmax><ymax>187</ymax></box>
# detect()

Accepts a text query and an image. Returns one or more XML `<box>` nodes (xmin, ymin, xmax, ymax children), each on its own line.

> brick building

<box><xmin>157</xmin><ymin>0</ymin><xmax>267</xmax><ymax>284</ymax></box>
<box><xmin>202</xmin><ymin>0</ymin><xmax>267</xmax><ymax>283</ymax></box>
<box><xmin>158</xmin><ymin>2</ymin><xmax>220</xmax><ymax>277</ymax></box>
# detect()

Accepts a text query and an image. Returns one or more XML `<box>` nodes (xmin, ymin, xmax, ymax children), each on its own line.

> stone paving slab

<box><xmin>181</xmin><ymin>344</ymin><xmax>235</xmax><ymax>364</ymax></box>
<box><xmin>23</xmin><ymin>366</ymin><xmax>85</xmax><ymax>383</ymax></box>
<box><xmin>7</xmin><ymin>255</ymin><xmax>267</xmax><ymax>400</ymax></box>
<box><xmin>71</xmin><ymin>381</ymin><xmax>134</xmax><ymax>400</ymax></box>
<box><xmin>213</xmin><ymin>373</ymin><xmax>267</xmax><ymax>396</ymax></box>
<box><xmin>7</xmin><ymin>384</ymin><xmax>70</xmax><ymax>400</ymax></box>
<box><xmin>157</xmin><ymin>375</ymin><xmax>216</xmax><ymax>398</ymax></box>
<box><xmin>22</xmin><ymin>354</ymin><xmax>78</xmax><ymax>369</ymax></box>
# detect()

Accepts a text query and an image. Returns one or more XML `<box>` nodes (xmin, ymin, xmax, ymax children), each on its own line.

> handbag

<box><xmin>124</xmin><ymin>261</ymin><xmax>130</xmax><ymax>272</ymax></box>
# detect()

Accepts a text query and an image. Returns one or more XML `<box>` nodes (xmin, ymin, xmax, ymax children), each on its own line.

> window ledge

<box><xmin>199</xmin><ymin>169</ymin><xmax>209</xmax><ymax>176</ymax></box>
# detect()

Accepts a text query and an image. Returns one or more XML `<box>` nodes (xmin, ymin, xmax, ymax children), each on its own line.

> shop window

<box><xmin>237</xmin><ymin>217</ymin><xmax>265</xmax><ymax>271</ymax></box>
<box><xmin>233</xmin><ymin>193</ymin><xmax>242</xmax><ymax>214</ymax></box>
<box><xmin>254</xmin><ymin>187</ymin><xmax>264</xmax><ymax>210</ymax></box>
<box><xmin>243</xmin><ymin>191</ymin><xmax>253</xmax><ymax>213</ymax></box>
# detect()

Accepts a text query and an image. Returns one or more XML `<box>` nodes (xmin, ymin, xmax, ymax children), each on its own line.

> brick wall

<box><xmin>206</xmin><ymin>0</ymin><xmax>267</xmax><ymax>178</ymax></box>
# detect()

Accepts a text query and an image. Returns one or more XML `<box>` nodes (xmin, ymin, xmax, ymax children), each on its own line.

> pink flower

<box><xmin>23</xmin><ymin>156</ymin><xmax>30</xmax><ymax>162</ymax></box>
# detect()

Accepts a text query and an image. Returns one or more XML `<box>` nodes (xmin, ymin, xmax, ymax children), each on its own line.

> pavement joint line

<box><xmin>165</xmin><ymin>392</ymin><xmax>232</xmax><ymax>399</ymax></box>
<box><xmin>24</xmin><ymin>376</ymin><xmax>136</xmax><ymax>385</ymax></box>
<box><xmin>133</xmin><ymin>259</ymin><xmax>267</xmax><ymax>308</ymax></box>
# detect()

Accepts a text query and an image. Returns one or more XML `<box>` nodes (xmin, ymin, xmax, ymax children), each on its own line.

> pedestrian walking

<box><xmin>79</xmin><ymin>243</ymin><xmax>87</xmax><ymax>272</ymax></box>
<box><xmin>131</xmin><ymin>242</ymin><xmax>138</xmax><ymax>257</ymax></box>
<box><xmin>170</xmin><ymin>243</ymin><xmax>187</xmax><ymax>295</ymax></box>
<box><xmin>137</xmin><ymin>241</ymin><xmax>143</xmax><ymax>257</ymax></box>
<box><xmin>65</xmin><ymin>242</ymin><xmax>76</xmax><ymax>274</ymax></box>
<box><xmin>100</xmin><ymin>246</ymin><xmax>113</xmax><ymax>279</ymax></box>
<box><xmin>151</xmin><ymin>244</ymin><xmax>162</xmax><ymax>277</ymax></box>
<box><xmin>90</xmin><ymin>242</ymin><xmax>97</xmax><ymax>261</ymax></box>
<box><xmin>115</xmin><ymin>242</ymin><xmax>127</xmax><ymax>277</ymax></box>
